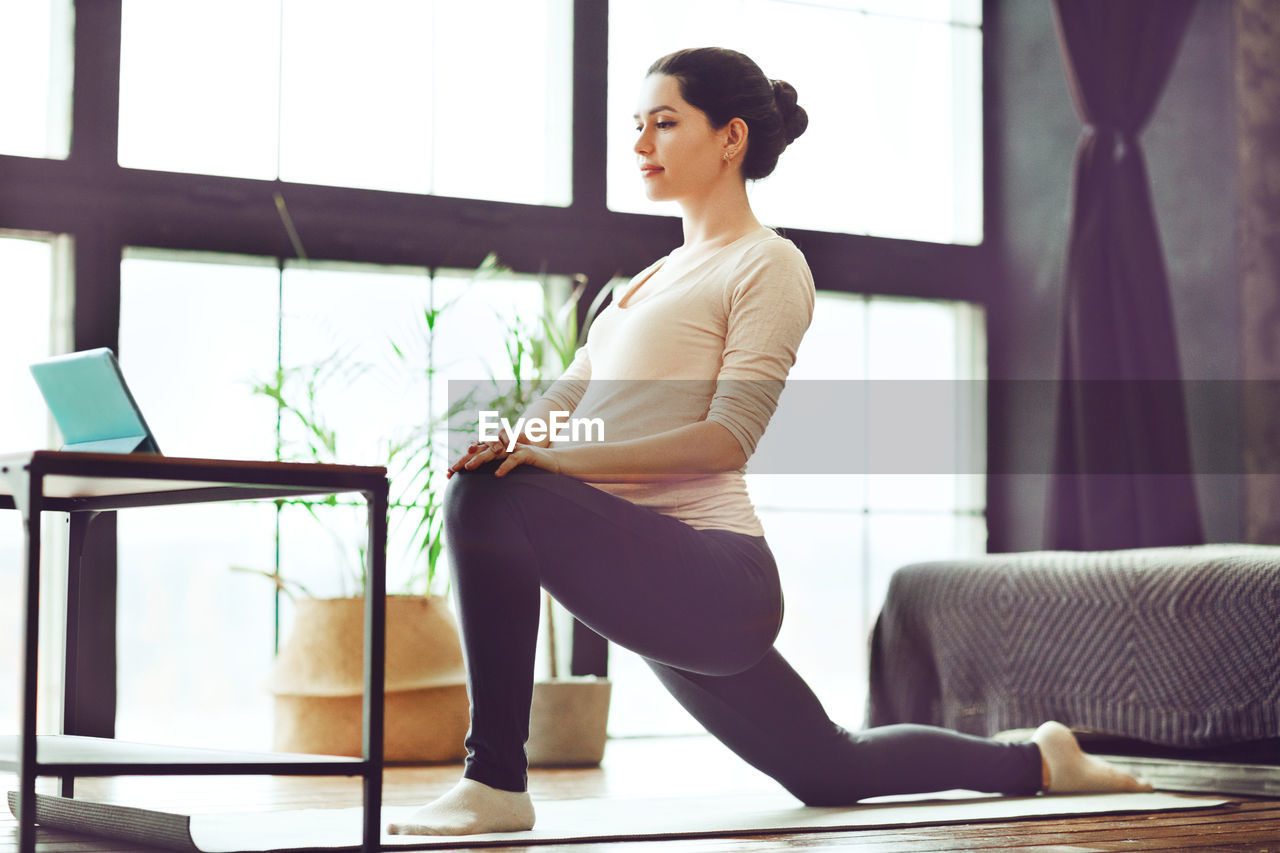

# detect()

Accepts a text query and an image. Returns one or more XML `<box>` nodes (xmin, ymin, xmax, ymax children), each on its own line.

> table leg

<box><xmin>60</xmin><ymin>509</ymin><xmax>117</xmax><ymax>798</ymax></box>
<box><xmin>2</xmin><ymin>462</ymin><xmax>42</xmax><ymax>853</ymax></box>
<box><xmin>61</xmin><ymin>510</ymin><xmax>93</xmax><ymax>798</ymax></box>
<box><xmin>362</xmin><ymin>482</ymin><xmax>388</xmax><ymax>852</ymax></box>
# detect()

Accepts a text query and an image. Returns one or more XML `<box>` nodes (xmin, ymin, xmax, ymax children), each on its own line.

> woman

<box><xmin>390</xmin><ymin>47</ymin><xmax>1148</xmax><ymax>837</ymax></box>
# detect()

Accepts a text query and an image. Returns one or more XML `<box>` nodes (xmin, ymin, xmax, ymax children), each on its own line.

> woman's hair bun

<box><xmin>771</xmin><ymin>79</ymin><xmax>808</xmax><ymax>144</ymax></box>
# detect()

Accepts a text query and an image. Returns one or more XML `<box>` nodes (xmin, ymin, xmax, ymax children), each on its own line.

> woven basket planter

<box><xmin>269</xmin><ymin>595</ymin><xmax>469</xmax><ymax>762</ymax></box>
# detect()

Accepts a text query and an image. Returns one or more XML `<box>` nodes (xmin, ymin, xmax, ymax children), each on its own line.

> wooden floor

<box><xmin>2</xmin><ymin>735</ymin><xmax>1278</xmax><ymax>852</ymax></box>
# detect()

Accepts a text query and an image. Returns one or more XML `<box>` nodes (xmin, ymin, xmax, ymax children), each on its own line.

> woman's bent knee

<box><xmin>444</xmin><ymin>461</ymin><xmax>569</xmax><ymax>534</ymax></box>
<box><xmin>444</xmin><ymin>465</ymin><xmax>513</xmax><ymax>542</ymax></box>
<box><xmin>445</xmin><ymin>462</ymin><xmax>508</xmax><ymax>512</ymax></box>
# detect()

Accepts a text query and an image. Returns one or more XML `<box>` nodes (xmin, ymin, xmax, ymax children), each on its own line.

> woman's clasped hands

<box><xmin>446</xmin><ymin>430</ymin><xmax>562</xmax><ymax>479</ymax></box>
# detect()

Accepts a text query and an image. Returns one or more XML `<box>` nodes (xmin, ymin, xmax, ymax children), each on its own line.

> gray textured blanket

<box><xmin>867</xmin><ymin>544</ymin><xmax>1280</xmax><ymax>748</ymax></box>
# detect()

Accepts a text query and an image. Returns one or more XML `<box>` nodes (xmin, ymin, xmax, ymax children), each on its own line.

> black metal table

<box><xmin>0</xmin><ymin>451</ymin><xmax>390</xmax><ymax>853</ymax></box>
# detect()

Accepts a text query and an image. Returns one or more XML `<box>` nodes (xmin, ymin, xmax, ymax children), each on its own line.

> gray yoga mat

<box><xmin>8</xmin><ymin>789</ymin><xmax>1231</xmax><ymax>852</ymax></box>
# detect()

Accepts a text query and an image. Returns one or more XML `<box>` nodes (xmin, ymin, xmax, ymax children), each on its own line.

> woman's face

<box><xmin>633</xmin><ymin>73</ymin><xmax>729</xmax><ymax>203</ymax></box>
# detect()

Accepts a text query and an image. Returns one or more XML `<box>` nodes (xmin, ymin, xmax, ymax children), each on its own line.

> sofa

<box><xmin>867</xmin><ymin>544</ymin><xmax>1280</xmax><ymax>752</ymax></box>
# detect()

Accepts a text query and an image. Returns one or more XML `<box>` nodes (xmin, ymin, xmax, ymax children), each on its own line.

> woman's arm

<box><xmin>454</xmin><ymin>418</ymin><xmax>747</xmax><ymax>481</ymax></box>
<box><xmin>543</xmin><ymin>419</ymin><xmax>747</xmax><ymax>481</ymax></box>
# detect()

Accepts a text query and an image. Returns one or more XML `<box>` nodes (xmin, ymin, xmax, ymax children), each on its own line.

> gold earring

<box><xmin>723</xmin><ymin>150</ymin><xmax>735</xmax><ymax>162</ymax></box>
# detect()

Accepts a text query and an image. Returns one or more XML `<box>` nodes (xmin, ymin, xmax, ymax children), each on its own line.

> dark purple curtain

<box><xmin>1045</xmin><ymin>0</ymin><xmax>1204</xmax><ymax>550</ymax></box>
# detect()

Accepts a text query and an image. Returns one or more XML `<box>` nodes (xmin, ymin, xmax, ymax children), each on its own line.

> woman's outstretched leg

<box><xmin>647</xmin><ymin>650</ymin><xmax>1147</xmax><ymax>805</ymax></box>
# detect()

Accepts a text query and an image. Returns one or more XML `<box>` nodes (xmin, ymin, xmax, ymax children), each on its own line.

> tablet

<box><xmin>29</xmin><ymin>347</ymin><xmax>163</xmax><ymax>454</ymax></box>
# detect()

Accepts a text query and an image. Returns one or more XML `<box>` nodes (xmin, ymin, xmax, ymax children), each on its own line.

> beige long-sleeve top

<box><xmin>538</xmin><ymin>226</ymin><xmax>815</xmax><ymax>536</ymax></box>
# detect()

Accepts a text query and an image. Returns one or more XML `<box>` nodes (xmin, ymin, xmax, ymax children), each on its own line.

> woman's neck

<box><xmin>677</xmin><ymin>178</ymin><xmax>763</xmax><ymax>253</ymax></box>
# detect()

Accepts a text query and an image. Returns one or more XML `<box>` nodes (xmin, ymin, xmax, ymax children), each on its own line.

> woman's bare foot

<box><xmin>1033</xmin><ymin>722</ymin><xmax>1153</xmax><ymax>794</ymax></box>
<box><xmin>387</xmin><ymin>778</ymin><xmax>535</xmax><ymax>836</ymax></box>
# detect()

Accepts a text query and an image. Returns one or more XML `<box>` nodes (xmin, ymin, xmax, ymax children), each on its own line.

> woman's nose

<box><xmin>634</xmin><ymin>128</ymin><xmax>652</xmax><ymax>156</ymax></box>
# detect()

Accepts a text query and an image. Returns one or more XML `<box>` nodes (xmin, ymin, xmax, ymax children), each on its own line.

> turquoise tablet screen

<box><xmin>29</xmin><ymin>348</ymin><xmax>162</xmax><ymax>454</ymax></box>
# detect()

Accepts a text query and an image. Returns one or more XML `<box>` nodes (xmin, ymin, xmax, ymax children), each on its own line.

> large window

<box><xmin>118</xmin><ymin>0</ymin><xmax>573</xmax><ymax>204</ymax></box>
<box><xmin>608</xmin><ymin>0</ymin><xmax>983</xmax><ymax>244</ymax></box>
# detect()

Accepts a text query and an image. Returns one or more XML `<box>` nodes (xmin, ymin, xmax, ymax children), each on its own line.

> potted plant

<box><xmin>249</xmin><ymin>296</ymin><xmax>475</xmax><ymax>763</ymax></box>
<box><xmin>458</xmin><ymin>271</ymin><xmax>620</xmax><ymax>766</ymax></box>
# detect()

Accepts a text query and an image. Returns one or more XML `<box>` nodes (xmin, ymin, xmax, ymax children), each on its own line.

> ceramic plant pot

<box><xmin>526</xmin><ymin>676</ymin><xmax>612</xmax><ymax>766</ymax></box>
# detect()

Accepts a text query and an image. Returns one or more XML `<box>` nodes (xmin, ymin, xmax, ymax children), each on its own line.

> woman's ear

<box><xmin>724</xmin><ymin>117</ymin><xmax>748</xmax><ymax>158</ymax></box>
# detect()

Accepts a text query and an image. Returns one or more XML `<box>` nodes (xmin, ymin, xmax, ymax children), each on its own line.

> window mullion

<box><xmin>570</xmin><ymin>0</ymin><xmax>608</xmax><ymax>213</ymax></box>
<box><xmin>68</xmin><ymin>0</ymin><xmax>121</xmax><ymax>170</ymax></box>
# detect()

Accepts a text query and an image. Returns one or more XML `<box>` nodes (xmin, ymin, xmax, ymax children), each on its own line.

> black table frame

<box><xmin>0</xmin><ymin>451</ymin><xmax>390</xmax><ymax>853</ymax></box>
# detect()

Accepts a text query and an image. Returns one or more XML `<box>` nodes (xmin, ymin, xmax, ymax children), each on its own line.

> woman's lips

<box><xmin>640</xmin><ymin>165</ymin><xmax>663</xmax><ymax>178</ymax></box>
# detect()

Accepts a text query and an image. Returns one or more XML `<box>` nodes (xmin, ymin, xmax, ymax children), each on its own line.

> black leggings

<box><xmin>444</xmin><ymin>461</ymin><xmax>1042</xmax><ymax>804</ymax></box>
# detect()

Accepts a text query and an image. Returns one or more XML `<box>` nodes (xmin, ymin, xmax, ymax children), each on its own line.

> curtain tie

<box><xmin>1084</xmin><ymin>124</ymin><xmax>1135</xmax><ymax>164</ymax></box>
